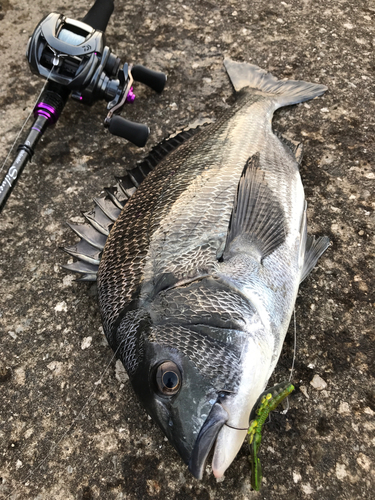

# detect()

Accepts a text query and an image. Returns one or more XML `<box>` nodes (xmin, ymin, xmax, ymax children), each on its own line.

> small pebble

<box><xmin>310</xmin><ymin>374</ymin><xmax>327</xmax><ymax>390</ymax></box>
<box><xmin>338</xmin><ymin>401</ymin><xmax>350</xmax><ymax>414</ymax></box>
<box><xmin>81</xmin><ymin>336</ymin><xmax>92</xmax><ymax>350</ymax></box>
<box><xmin>54</xmin><ymin>301</ymin><xmax>68</xmax><ymax>313</ymax></box>
<box><xmin>115</xmin><ymin>359</ymin><xmax>129</xmax><ymax>383</ymax></box>
<box><xmin>293</xmin><ymin>471</ymin><xmax>302</xmax><ymax>483</ymax></box>
<box><xmin>299</xmin><ymin>385</ymin><xmax>309</xmax><ymax>399</ymax></box>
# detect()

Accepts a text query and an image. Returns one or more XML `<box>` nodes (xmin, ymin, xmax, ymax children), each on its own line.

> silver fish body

<box><xmin>96</xmin><ymin>60</ymin><xmax>329</xmax><ymax>479</ymax></box>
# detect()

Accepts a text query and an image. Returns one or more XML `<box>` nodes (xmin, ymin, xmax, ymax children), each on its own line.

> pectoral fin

<box><xmin>223</xmin><ymin>154</ymin><xmax>286</xmax><ymax>262</ymax></box>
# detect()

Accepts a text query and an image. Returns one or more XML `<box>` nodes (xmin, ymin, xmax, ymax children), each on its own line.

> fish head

<box><xmin>129</xmin><ymin>324</ymin><xmax>222</xmax><ymax>465</ymax></box>
<box><xmin>189</xmin><ymin>318</ymin><xmax>275</xmax><ymax>480</ymax></box>
<box><xmin>124</xmin><ymin>309</ymin><xmax>274</xmax><ymax>479</ymax></box>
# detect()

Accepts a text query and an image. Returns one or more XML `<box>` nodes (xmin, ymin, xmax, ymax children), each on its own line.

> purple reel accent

<box><xmin>33</xmin><ymin>102</ymin><xmax>60</xmax><ymax>124</ymax></box>
<box><xmin>126</xmin><ymin>87</ymin><xmax>135</xmax><ymax>103</ymax></box>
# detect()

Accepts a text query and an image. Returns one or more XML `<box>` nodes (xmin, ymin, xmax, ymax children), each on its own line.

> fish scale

<box><xmin>148</xmin><ymin>324</ymin><xmax>241</xmax><ymax>390</ymax></box>
<box><xmin>98</xmin><ymin>124</ymin><xmax>233</xmax><ymax>335</ymax></box>
<box><xmin>146</xmin><ymin>108</ymin><xmax>290</xmax><ymax>266</ymax></box>
<box><xmin>141</xmin><ymin>141</ymin><xmax>265</xmax><ymax>287</ymax></box>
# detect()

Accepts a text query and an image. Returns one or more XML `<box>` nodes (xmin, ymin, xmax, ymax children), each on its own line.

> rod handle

<box><xmin>82</xmin><ymin>0</ymin><xmax>114</xmax><ymax>32</ymax></box>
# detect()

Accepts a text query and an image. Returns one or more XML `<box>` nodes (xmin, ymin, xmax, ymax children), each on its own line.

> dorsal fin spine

<box><xmin>62</xmin><ymin>123</ymin><xmax>209</xmax><ymax>282</ymax></box>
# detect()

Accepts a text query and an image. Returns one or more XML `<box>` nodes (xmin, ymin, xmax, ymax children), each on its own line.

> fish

<box><xmin>63</xmin><ymin>59</ymin><xmax>329</xmax><ymax>481</ymax></box>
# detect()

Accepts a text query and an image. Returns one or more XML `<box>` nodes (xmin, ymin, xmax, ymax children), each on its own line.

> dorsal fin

<box><xmin>137</xmin><ymin>124</ymin><xmax>210</xmax><ymax>167</ymax></box>
<box><xmin>113</xmin><ymin>124</ymin><xmax>209</xmax><ymax>203</ymax></box>
<box><xmin>274</xmin><ymin>130</ymin><xmax>303</xmax><ymax>166</ymax></box>
<box><xmin>63</xmin><ymin>239</ymin><xmax>101</xmax><ymax>265</ymax></box>
<box><xmin>62</xmin><ymin>123</ymin><xmax>210</xmax><ymax>282</ymax></box>
<box><xmin>61</xmin><ymin>260</ymin><xmax>99</xmax><ymax>282</ymax></box>
<box><xmin>223</xmin><ymin>153</ymin><xmax>286</xmax><ymax>262</ymax></box>
<box><xmin>83</xmin><ymin>205</ymin><xmax>114</xmax><ymax>235</ymax></box>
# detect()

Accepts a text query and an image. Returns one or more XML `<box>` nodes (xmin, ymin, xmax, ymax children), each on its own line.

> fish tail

<box><xmin>224</xmin><ymin>59</ymin><xmax>327</xmax><ymax>108</ymax></box>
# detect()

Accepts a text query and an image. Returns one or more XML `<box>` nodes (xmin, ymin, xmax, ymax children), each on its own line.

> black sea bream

<box><xmin>64</xmin><ymin>59</ymin><xmax>329</xmax><ymax>480</ymax></box>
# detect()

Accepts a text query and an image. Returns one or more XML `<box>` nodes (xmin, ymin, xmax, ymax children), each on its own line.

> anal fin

<box><xmin>274</xmin><ymin>130</ymin><xmax>303</xmax><ymax>166</ymax></box>
<box><xmin>300</xmin><ymin>235</ymin><xmax>330</xmax><ymax>282</ymax></box>
<box><xmin>223</xmin><ymin>154</ymin><xmax>286</xmax><ymax>262</ymax></box>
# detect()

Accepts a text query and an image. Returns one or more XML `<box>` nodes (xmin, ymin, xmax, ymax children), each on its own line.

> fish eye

<box><xmin>155</xmin><ymin>361</ymin><xmax>181</xmax><ymax>396</ymax></box>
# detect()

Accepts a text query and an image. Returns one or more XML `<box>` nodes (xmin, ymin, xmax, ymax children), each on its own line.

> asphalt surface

<box><xmin>0</xmin><ymin>1</ymin><xmax>374</xmax><ymax>499</ymax></box>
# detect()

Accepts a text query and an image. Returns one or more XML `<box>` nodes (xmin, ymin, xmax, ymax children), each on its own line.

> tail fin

<box><xmin>224</xmin><ymin>59</ymin><xmax>327</xmax><ymax>108</ymax></box>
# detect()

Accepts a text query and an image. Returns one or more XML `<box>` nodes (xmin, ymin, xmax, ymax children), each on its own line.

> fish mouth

<box><xmin>188</xmin><ymin>402</ymin><xmax>228</xmax><ymax>480</ymax></box>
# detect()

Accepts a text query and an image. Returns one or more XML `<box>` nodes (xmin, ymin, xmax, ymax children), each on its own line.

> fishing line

<box><xmin>5</xmin><ymin>337</ymin><xmax>124</xmax><ymax>499</ymax></box>
<box><xmin>0</xmin><ymin>66</ymin><xmax>55</xmax><ymax>176</ymax></box>
<box><xmin>281</xmin><ymin>307</ymin><xmax>297</xmax><ymax>415</ymax></box>
<box><xmin>290</xmin><ymin>307</ymin><xmax>297</xmax><ymax>382</ymax></box>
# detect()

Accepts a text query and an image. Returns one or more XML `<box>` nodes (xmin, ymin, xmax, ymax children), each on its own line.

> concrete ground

<box><xmin>0</xmin><ymin>0</ymin><xmax>374</xmax><ymax>499</ymax></box>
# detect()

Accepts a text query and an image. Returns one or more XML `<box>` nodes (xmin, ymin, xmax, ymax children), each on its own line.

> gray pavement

<box><xmin>0</xmin><ymin>0</ymin><xmax>374</xmax><ymax>499</ymax></box>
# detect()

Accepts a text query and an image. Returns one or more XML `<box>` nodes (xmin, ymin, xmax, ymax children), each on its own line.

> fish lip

<box><xmin>188</xmin><ymin>402</ymin><xmax>229</xmax><ymax>480</ymax></box>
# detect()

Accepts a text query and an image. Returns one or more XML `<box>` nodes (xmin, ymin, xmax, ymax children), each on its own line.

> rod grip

<box><xmin>82</xmin><ymin>0</ymin><xmax>114</xmax><ymax>32</ymax></box>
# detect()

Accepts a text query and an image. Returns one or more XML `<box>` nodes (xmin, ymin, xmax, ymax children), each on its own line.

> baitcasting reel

<box><xmin>0</xmin><ymin>0</ymin><xmax>166</xmax><ymax>213</ymax></box>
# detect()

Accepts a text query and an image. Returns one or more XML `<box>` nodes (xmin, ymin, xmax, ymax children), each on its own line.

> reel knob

<box><xmin>108</xmin><ymin>115</ymin><xmax>150</xmax><ymax>147</ymax></box>
<box><xmin>131</xmin><ymin>65</ymin><xmax>167</xmax><ymax>93</ymax></box>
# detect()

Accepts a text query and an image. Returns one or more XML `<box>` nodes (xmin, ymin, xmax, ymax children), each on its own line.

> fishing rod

<box><xmin>0</xmin><ymin>0</ymin><xmax>166</xmax><ymax>214</ymax></box>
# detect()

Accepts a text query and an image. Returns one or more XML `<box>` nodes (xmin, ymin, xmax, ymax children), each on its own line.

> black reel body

<box><xmin>0</xmin><ymin>0</ymin><xmax>167</xmax><ymax>213</ymax></box>
<box><xmin>26</xmin><ymin>13</ymin><xmax>121</xmax><ymax>104</ymax></box>
<box><xmin>25</xmin><ymin>8</ymin><xmax>166</xmax><ymax>130</ymax></box>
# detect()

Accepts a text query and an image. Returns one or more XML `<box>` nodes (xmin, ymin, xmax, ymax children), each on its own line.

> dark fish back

<box><xmin>98</xmin><ymin>92</ymin><xmax>264</xmax><ymax>344</ymax></box>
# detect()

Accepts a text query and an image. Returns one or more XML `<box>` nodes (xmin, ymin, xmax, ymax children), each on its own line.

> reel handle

<box><xmin>108</xmin><ymin>116</ymin><xmax>150</xmax><ymax>148</ymax></box>
<box><xmin>131</xmin><ymin>65</ymin><xmax>167</xmax><ymax>94</ymax></box>
<box><xmin>82</xmin><ymin>0</ymin><xmax>114</xmax><ymax>31</ymax></box>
